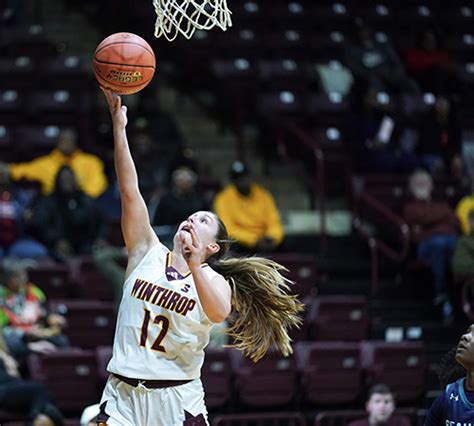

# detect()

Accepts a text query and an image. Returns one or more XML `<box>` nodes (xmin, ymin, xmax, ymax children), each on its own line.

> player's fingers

<box><xmin>188</xmin><ymin>226</ymin><xmax>201</xmax><ymax>247</ymax></box>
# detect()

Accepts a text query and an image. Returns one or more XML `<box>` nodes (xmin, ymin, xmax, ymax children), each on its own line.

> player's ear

<box><xmin>207</xmin><ymin>243</ymin><xmax>220</xmax><ymax>256</ymax></box>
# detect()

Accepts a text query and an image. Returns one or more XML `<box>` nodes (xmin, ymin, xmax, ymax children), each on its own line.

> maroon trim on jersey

<box><xmin>183</xmin><ymin>410</ymin><xmax>206</xmax><ymax>425</ymax></box>
<box><xmin>96</xmin><ymin>401</ymin><xmax>110</xmax><ymax>423</ymax></box>
<box><xmin>165</xmin><ymin>253</ymin><xmax>208</xmax><ymax>281</ymax></box>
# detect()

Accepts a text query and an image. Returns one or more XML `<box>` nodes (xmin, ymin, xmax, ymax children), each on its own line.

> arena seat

<box><xmin>295</xmin><ymin>341</ymin><xmax>362</xmax><ymax>406</ymax></box>
<box><xmin>361</xmin><ymin>341</ymin><xmax>426</xmax><ymax>403</ymax></box>
<box><xmin>27</xmin><ymin>261</ymin><xmax>74</xmax><ymax>300</ymax></box>
<box><xmin>230</xmin><ymin>347</ymin><xmax>298</xmax><ymax>408</ymax></box>
<box><xmin>95</xmin><ymin>345</ymin><xmax>113</xmax><ymax>385</ymax></box>
<box><xmin>213</xmin><ymin>412</ymin><xmax>306</xmax><ymax>426</ymax></box>
<box><xmin>0</xmin><ymin>56</ymin><xmax>36</xmax><ymax>89</ymax></box>
<box><xmin>49</xmin><ymin>300</ymin><xmax>116</xmax><ymax>349</ymax></box>
<box><xmin>309</xmin><ymin>295</ymin><xmax>369</xmax><ymax>341</ymax></box>
<box><xmin>202</xmin><ymin>347</ymin><xmax>233</xmax><ymax>410</ymax></box>
<box><xmin>70</xmin><ymin>255</ymin><xmax>116</xmax><ymax>301</ymax></box>
<box><xmin>27</xmin><ymin>349</ymin><xmax>99</xmax><ymax>412</ymax></box>
<box><xmin>313</xmin><ymin>409</ymin><xmax>417</xmax><ymax>426</ymax></box>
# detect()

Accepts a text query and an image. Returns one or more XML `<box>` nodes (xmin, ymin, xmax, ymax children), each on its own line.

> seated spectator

<box><xmin>351</xmin><ymin>84</ymin><xmax>419</xmax><ymax>174</ymax></box>
<box><xmin>403</xmin><ymin>170</ymin><xmax>458</xmax><ymax>319</ymax></box>
<box><xmin>0</xmin><ymin>330</ymin><xmax>64</xmax><ymax>426</ymax></box>
<box><xmin>30</xmin><ymin>166</ymin><xmax>108</xmax><ymax>262</ymax></box>
<box><xmin>0</xmin><ymin>128</ymin><xmax>108</xmax><ymax>198</ymax></box>
<box><xmin>456</xmin><ymin>179</ymin><xmax>474</xmax><ymax>235</ymax></box>
<box><xmin>213</xmin><ymin>161</ymin><xmax>284</xmax><ymax>253</ymax></box>
<box><xmin>149</xmin><ymin>165</ymin><xmax>210</xmax><ymax>247</ymax></box>
<box><xmin>0</xmin><ymin>161</ymin><xmax>48</xmax><ymax>259</ymax></box>
<box><xmin>349</xmin><ymin>384</ymin><xmax>411</xmax><ymax>426</ymax></box>
<box><xmin>404</xmin><ymin>28</ymin><xmax>456</xmax><ymax>95</ymax></box>
<box><xmin>344</xmin><ymin>20</ymin><xmax>418</xmax><ymax>93</ymax></box>
<box><xmin>0</xmin><ymin>258</ymin><xmax>68</xmax><ymax>360</ymax></box>
<box><xmin>417</xmin><ymin>96</ymin><xmax>462</xmax><ymax>179</ymax></box>
<box><xmin>452</xmin><ymin>209</ymin><xmax>474</xmax><ymax>284</ymax></box>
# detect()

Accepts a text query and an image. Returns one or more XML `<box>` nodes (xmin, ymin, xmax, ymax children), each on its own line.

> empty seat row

<box><xmin>21</xmin><ymin>340</ymin><xmax>426</xmax><ymax>415</ymax></box>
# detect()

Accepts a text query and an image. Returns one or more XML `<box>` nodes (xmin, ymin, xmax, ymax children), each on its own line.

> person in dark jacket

<box><xmin>403</xmin><ymin>170</ymin><xmax>458</xmax><ymax>318</ymax></box>
<box><xmin>31</xmin><ymin>166</ymin><xmax>107</xmax><ymax>261</ymax></box>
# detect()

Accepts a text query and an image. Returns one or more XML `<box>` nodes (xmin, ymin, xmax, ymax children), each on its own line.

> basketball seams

<box><xmin>95</xmin><ymin>42</ymin><xmax>155</xmax><ymax>59</ymax></box>
<box><xmin>93</xmin><ymin>58</ymin><xmax>156</xmax><ymax>70</ymax></box>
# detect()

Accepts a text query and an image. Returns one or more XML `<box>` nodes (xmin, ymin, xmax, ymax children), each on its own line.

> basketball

<box><xmin>92</xmin><ymin>32</ymin><xmax>156</xmax><ymax>95</ymax></box>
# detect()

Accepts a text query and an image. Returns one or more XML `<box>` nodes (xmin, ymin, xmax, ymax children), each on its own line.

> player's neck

<box><xmin>170</xmin><ymin>251</ymin><xmax>190</xmax><ymax>275</ymax></box>
<box><xmin>466</xmin><ymin>372</ymin><xmax>474</xmax><ymax>391</ymax></box>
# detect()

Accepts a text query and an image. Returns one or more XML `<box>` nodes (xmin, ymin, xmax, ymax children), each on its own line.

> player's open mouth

<box><xmin>457</xmin><ymin>343</ymin><xmax>467</xmax><ymax>352</ymax></box>
<box><xmin>181</xmin><ymin>225</ymin><xmax>191</xmax><ymax>233</ymax></box>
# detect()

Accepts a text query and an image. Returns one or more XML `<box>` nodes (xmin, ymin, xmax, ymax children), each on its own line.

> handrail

<box><xmin>276</xmin><ymin>122</ymin><xmax>327</xmax><ymax>251</ymax></box>
<box><xmin>352</xmin><ymin>190</ymin><xmax>411</xmax><ymax>295</ymax></box>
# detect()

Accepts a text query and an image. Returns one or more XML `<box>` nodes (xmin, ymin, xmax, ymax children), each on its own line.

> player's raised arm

<box><xmin>102</xmin><ymin>88</ymin><xmax>158</xmax><ymax>258</ymax></box>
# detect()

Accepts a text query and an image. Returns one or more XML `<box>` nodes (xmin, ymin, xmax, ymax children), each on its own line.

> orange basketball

<box><xmin>92</xmin><ymin>32</ymin><xmax>156</xmax><ymax>95</ymax></box>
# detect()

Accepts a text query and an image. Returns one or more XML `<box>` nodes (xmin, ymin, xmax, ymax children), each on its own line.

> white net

<box><xmin>153</xmin><ymin>0</ymin><xmax>232</xmax><ymax>41</ymax></box>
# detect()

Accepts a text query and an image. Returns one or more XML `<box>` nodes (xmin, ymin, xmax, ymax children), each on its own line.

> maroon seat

<box><xmin>27</xmin><ymin>262</ymin><xmax>73</xmax><ymax>300</ymax></box>
<box><xmin>230</xmin><ymin>347</ymin><xmax>298</xmax><ymax>408</ymax></box>
<box><xmin>213</xmin><ymin>412</ymin><xmax>306</xmax><ymax>426</ymax></box>
<box><xmin>361</xmin><ymin>341</ymin><xmax>426</xmax><ymax>403</ymax></box>
<box><xmin>70</xmin><ymin>255</ymin><xmax>115</xmax><ymax>301</ymax></box>
<box><xmin>0</xmin><ymin>56</ymin><xmax>36</xmax><ymax>89</ymax></box>
<box><xmin>269</xmin><ymin>253</ymin><xmax>318</xmax><ymax>298</ymax></box>
<box><xmin>16</xmin><ymin>125</ymin><xmax>63</xmax><ymax>159</ymax></box>
<box><xmin>310</xmin><ymin>296</ymin><xmax>369</xmax><ymax>341</ymax></box>
<box><xmin>295</xmin><ymin>341</ymin><xmax>362</xmax><ymax>406</ymax></box>
<box><xmin>27</xmin><ymin>349</ymin><xmax>99</xmax><ymax>412</ymax></box>
<box><xmin>95</xmin><ymin>345</ymin><xmax>113</xmax><ymax>384</ymax></box>
<box><xmin>202</xmin><ymin>347</ymin><xmax>232</xmax><ymax>410</ymax></box>
<box><xmin>49</xmin><ymin>300</ymin><xmax>116</xmax><ymax>349</ymax></box>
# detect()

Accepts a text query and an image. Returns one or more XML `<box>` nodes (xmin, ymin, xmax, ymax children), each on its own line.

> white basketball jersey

<box><xmin>107</xmin><ymin>242</ymin><xmax>219</xmax><ymax>380</ymax></box>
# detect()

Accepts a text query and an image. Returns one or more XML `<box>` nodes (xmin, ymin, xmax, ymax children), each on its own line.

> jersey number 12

<box><xmin>139</xmin><ymin>308</ymin><xmax>170</xmax><ymax>352</ymax></box>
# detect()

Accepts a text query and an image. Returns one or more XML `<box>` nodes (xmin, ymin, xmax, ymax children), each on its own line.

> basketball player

<box><xmin>96</xmin><ymin>88</ymin><xmax>303</xmax><ymax>426</ymax></box>
<box><xmin>424</xmin><ymin>324</ymin><xmax>474</xmax><ymax>424</ymax></box>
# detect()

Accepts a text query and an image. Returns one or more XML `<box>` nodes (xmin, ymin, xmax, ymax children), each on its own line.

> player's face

<box><xmin>366</xmin><ymin>393</ymin><xmax>395</xmax><ymax>424</ymax></box>
<box><xmin>175</xmin><ymin>211</ymin><xmax>220</xmax><ymax>255</ymax></box>
<box><xmin>456</xmin><ymin>324</ymin><xmax>474</xmax><ymax>370</ymax></box>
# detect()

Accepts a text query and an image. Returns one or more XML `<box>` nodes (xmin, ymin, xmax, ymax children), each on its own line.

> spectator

<box><xmin>0</xmin><ymin>128</ymin><xmax>108</xmax><ymax>198</ymax></box>
<box><xmin>0</xmin><ymin>161</ymin><xmax>48</xmax><ymax>259</ymax></box>
<box><xmin>417</xmin><ymin>96</ymin><xmax>462</xmax><ymax>179</ymax></box>
<box><xmin>351</xmin><ymin>85</ymin><xmax>419</xmax><ymax>174</ymax></box>
<box><xmin>452</xmin><ymin>209</ymin><xmax>474</xmax><ymax>283</ymax></box>
<box><xmin>344</xmin><ymin>20</ymin><xmax>418</xmax><ymax>93</ymax></box>
<box><xmin>349</xmin><ymin>384</ymin><xmax>411</xmax><ymax>426</ymax></box>
<box><xmin>403</xmin><ymin>170</ymin><xmax>458</xmax><ymax>319</ymax></box>
<box><xmin>0</xmin><ymin>330</ymin><xmax>64</xmax><ymax>426</ymax></box>
<box><xmin>456</xmin><ymin>179</ymin><xmax>474</xmax><ymax>235</ymax></box>
<box><xmin>213</xmin><ymin>161</ymin><xmax>284</xmax><ymax>253</ymax></box>
<box><xmin>30</xmin><ymin>166</ymin><xmax>108</xmax><ymax>262</ymax></box>
<box><xmin>149</xmin><ymin>165</ymin><xmax>210</xmax><ymax>246</ymax></box>
<box><xmin>0</xmin><ymin>258</ymin><xmax>68</xmax><ymax>360</ymax></box>
<box><xmin>404</xmin><ymin>28</ymin><xmax>456</xmax><ymax>95</ymax></box>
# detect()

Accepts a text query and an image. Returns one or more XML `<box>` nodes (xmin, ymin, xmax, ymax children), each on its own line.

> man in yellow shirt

<box><xmin>213</xmin><ymin>161</ymin><xmax>284</xmax><ymax>252</ymax></box>
<box><xmin>456</xmin><ymin>181</ymin><xmax>474</xmax><ymax>235</ymax></box>
<box><xmin>0</xmin><ymin>129</ymin><xmax>107</xmax><ymax>198</ymax></box>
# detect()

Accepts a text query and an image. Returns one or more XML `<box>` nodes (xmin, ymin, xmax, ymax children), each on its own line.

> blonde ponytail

<box><xmin>213</xmin><ymin>256</ymin><xmax>304</xmax><ymax>362</ymax></box>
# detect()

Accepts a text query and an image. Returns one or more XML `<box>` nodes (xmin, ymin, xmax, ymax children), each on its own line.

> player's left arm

<box><xmin>191</xmin><ymin>269</ymin><xmax>231</xmax><ymax>324</ymax></box>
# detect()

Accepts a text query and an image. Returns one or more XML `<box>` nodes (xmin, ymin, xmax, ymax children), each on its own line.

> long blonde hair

<box><xmin>208</xmin><ymin>215</ymin><xmax>304</xmax><ymax>362</ymax></box>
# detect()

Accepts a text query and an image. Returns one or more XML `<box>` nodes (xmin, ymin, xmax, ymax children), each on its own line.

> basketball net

<box><xmin>153</xmin><ymin>0</ymin><xmax>232</xmax><ymax>41</ymax></box>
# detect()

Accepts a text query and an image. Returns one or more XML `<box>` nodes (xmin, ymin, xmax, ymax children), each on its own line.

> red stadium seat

<box><xmin>27</xmin><ymin>261</ymin><xmax>74</xmax><ymax>300</ymax></box>
<box><xmin>309</xmin><ymin>296</ymin><xmax>369</xmax><ymax>341</ymax></box>
<box><xmin>314</xmin><ymin>409</ymin><xmax>417</xmax><ymax>426</ymax></box>
<box><xmin>213</xmin><ymin>412</ymin><xmax>306</xmax><ymax>426</ymax></box>
<box><xmin>295</xmin><ymin>341</ymin><xmax>362</xmax><ymax>406</ymax></box>
<box><xmin>70</xmin><ymin>255</ymin><xmax>116</xmax><ymax>301</ymax></box>
<box><xmin>49</xmin><ymin>300</ymin><xmax>116</xmax><ymax>349</ymax></box>
<box><xmin>202</xmin><ymin>347</ymin><xmax>232</xmax><ymax>410</ymax></box>
<box><xmin>361</xmin><ymin>341</ymin><xmax>426</xmax><ymax>403</ymax></box>
<box><xmin>230</xmin><ymin>347</ymin><xmax>298</xmax><ymax>408</ymax></box>
<box><xmin>27</xmin><ymin>349</ymin><xmax>99</xmax><ymax>412</ymax></box>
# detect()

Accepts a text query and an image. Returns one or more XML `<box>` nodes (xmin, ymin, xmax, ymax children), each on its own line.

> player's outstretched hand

<box><xmin>100</xmin><ymin>87</ymin><xmax>128</xmax><ymax>129</ymax></box>
<box><xmin>180</xmin><ymin>224</ymin><xmax>205</xmax><ymax>270</ymax></box>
